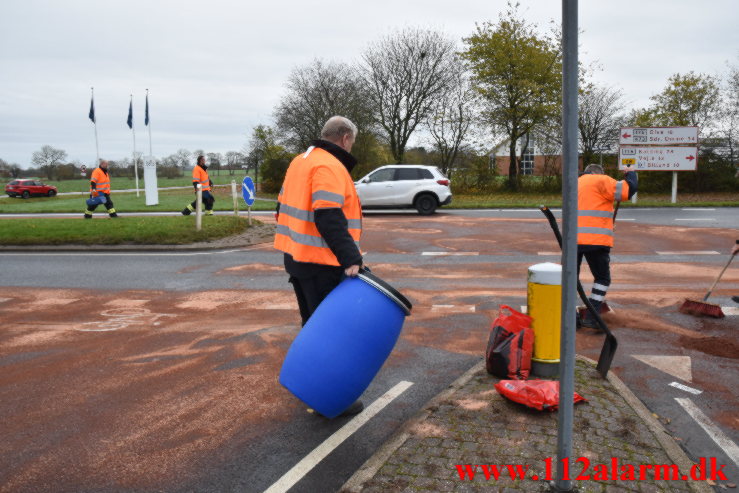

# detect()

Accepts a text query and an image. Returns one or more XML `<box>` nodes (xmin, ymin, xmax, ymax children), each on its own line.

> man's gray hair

<box><xmin>584</xmin><ymin>163</ymin><xmax>604</xmax><ymax>174</ymax></box>
<box><xmin>321</xmin><ymin>116</ymin><xmax>357</xmax><ymax>142</ymax></box>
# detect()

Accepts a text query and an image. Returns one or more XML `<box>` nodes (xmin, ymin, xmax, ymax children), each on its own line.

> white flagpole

<box><xmin>92</xmin><ymin>87</ymin><xmax>100</xmax><ymax>165</ymax></box>
<box><xmin>146</xmin><ymin>88</ymin><xmax>153</xmax><ymax>157</ymax></box>
<box><xmin>131</xmin><ymin>94</ymin><xmax>140</xmax><ymax>197</ymax></box>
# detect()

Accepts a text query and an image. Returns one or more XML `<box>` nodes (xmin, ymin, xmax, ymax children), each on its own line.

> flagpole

<box><xmin>131</xmin><ymin>94</ymin><xmax>140</xmax><ymax>197</ymax></box>
<box><xmin>146</xmin><ymin>89</ymin><xmax>153</xmax><ymax>157</ymax></box>
<box><xmin>91</xmin><ymin>87</ymin><xmax>100</xmax><ymax>165</ymax></box>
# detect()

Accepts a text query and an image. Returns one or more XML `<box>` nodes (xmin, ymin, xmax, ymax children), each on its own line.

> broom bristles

<box><xmin>679</xmin><ymin>298</ymin><xmax>725</xmax><ymax>318</ymax></box>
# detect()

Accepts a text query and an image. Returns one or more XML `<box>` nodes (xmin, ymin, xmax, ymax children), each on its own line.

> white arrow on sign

<box><xmin>242</xmin><ymin>183</ymin><xmax>254</xmax><ymax>200</ymax></box>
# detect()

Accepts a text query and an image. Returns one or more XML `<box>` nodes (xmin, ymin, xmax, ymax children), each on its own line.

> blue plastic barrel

<box><xmin>279</xmin><ymin>270</ymin><xmax>412</xmax><ymax>418</ymax></box>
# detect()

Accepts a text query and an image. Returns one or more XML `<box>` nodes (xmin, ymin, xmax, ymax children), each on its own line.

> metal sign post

<box><xmin>242</xmin><ymin>176</ymin><xmax>256</xmax><ymax>226</ymax></box>
<box><xmin>556</xmin><ymin>1</ymin><xmax>578</xmax><ymax>491</ymax></box>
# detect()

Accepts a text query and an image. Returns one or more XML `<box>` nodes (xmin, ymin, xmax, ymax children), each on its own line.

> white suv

<box><xmin>355</xmin><ymin>165</ymin><xmax>452</xmax><ymax>215</ymax></box>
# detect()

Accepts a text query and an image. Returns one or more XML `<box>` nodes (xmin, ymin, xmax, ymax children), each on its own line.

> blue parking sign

<box><xmin>242</xmin><ymin>177</ymin><xmax>256</xmax><ymax>206</ymax></box>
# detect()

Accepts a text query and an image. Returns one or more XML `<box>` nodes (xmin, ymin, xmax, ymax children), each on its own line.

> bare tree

<box><xmin>225</xmin><ymin>151</ymin><xmax>244</xmax><ymax>176</ymax></box>
<box><xmin>173</xmin><ymin>149</ymin><xmax>192</xmax><ymax>170</ymax></box>
<box><xmin>718</xmin><ymin>59</ymin><xmax>739</xmax><ymax>169</ymax></box>
<box><xmin>579</xmin><ymin>84</ymin><xmax>626</xmax><ymax>165</ymax></box>
<box><xmin>361</xmin><ymin>27</ymin><xmax>457</xmax><ymax>163</ymax></box>
<box><xmin>31</xmin><ymin>145</ymin><xmax>67</xmax><ymax>180</ymax></box>
<box><xmin>425</xmin><ymin>58</ymin><xmax>478</xmax><ymax>178</ymax></box>
<box><xmin>206</xmin><ymin>152</ymin><xmax>223</xmax><ymax>175</ymax></box>
<box><xmin>275</xmin><ymin>59</ymin><xmax>375</xmax><ymax>152</ymax></box>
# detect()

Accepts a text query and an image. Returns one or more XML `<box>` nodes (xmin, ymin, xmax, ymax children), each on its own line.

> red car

<box><xmin>5</xmin><ymin>179</ymin><xmax>58</xmax><ymax>198</ymax></box>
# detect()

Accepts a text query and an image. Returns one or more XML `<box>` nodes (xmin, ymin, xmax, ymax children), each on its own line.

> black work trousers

<box><xmin>190</xmin><ymin>190</ymin><xmax>215</xmax><ymax>211</ymax></box>
<box><xmin>577</xmin><ymin>245</ymin><xmax>611</xmax><ymax>309</ymax></box>
<box><xmin>288</xmin><ymin>267</ymin><xmax>344</xmax><ymax>326</ymax></box>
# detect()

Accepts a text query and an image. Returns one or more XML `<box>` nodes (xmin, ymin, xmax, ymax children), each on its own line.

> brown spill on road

<box><xmin>1</xmin><ymin>213</ymin><xmax>737</xmax><ymax>491</ymax></box>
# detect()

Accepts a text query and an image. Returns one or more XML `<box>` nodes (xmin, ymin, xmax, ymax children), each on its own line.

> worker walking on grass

<box><xmin>577</xmin><ymin>163</ymin><xmax>637</xmax><ymax>328</ymax></box>
<box><xmin>182</xmin><ymin>155</ymin><xmax>214</xmax><ymax>216</ymax></box>
<box><xmin>84</xmin><ymin>159</ymin><xmax>118</xmax><ymax>219</ymax></box>
<box><xmin>274</xmin><ymin>116</ymin><xmax>364</xmax><ymax>417</ymax></box>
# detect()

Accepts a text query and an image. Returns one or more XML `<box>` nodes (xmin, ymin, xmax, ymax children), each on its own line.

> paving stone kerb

<box><xmin>342</xmin><ymin>357</ymin><xmax>714</xmax><ymax>493</ymax></box>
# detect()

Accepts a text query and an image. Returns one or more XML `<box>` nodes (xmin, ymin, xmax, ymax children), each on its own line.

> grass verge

<box><xmin>0</xmin><ymin>188</ymin><xmax>277</xmax><ymax>213</ymax></box>
<box><xmin>0</xmin><ymin>216</ymin><xmax>253</xmax><ymax>245</ymax></box>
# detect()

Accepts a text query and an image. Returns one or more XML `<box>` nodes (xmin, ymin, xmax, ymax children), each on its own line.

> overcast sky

<box><xmin>1</xmin><ymin>0</ymin><xmax>737</xmax><ymax>167</ymax></box>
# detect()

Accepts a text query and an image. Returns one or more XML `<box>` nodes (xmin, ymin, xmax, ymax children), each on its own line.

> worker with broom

<box><xmin>577</xmin><ymin>163</ymin><xmax>637</xmax><ymax>329</ymax></box>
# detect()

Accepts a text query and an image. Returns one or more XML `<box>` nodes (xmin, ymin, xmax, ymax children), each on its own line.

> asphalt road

<box><xmin>0</xmin><ymin>208</ymin><xmax>737</xmax><ymax>492</ymax></box>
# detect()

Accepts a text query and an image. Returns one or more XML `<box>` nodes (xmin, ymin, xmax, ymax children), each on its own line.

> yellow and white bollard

<box><xmin>527</xmin><ymin>262</ymin><xmax>562</xmax><ymax>377</ymax></box>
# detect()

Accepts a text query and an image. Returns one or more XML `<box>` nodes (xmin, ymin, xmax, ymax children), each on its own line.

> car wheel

<box><xmin>21</xmin><ymin>191</ymin><xmax>30</xmax><ymax>199</ymax></box>
<box><xmin>47</xmin><ymin>190</ymin><xmax>56</xmax><ymax>197</ymax></box>
<box><xmin>415</xmin><ymin>194</ymin><xmax>437</xmax><ymax>215</ymax></box>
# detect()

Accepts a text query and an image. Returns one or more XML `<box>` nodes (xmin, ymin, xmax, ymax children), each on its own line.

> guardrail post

<box><xmin>231</xmin><ymin>180</ymin><xmax>239</xmax><ymax>216</ymax></box>
<box><xmin>196</xmin><ymin>184</ymin><xmax>202</xmax><ymax>231</ymax></box>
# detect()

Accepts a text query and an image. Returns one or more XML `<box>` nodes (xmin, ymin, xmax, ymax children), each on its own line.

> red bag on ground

<box><xmin>485</xmin><ymin>305</ymin><xmax>534</xmax><ymax>380</ymax></box>
<box><xmin>494</xmin><ymin>380</ymin><xmax>587</xmax><ymax>411</ymax></box>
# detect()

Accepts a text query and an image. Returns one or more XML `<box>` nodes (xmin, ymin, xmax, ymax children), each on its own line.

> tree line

<box><xmin>244</xmin><ymin>3</ymin><xmax>738</xmax><ymax>193</ymax></box>
<box><xmin>4</xmin><ymin>4</ymin><xmax>737</xmax><ymax>194</ymax></box>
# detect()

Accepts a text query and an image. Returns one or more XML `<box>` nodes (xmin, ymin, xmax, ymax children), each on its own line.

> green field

<box><xmin>0</xmin><ymin>216</ymin><xmax>255</xmax><ymax>245</ymax></box>
<box><xmin>0</xmin><ymin>187</ymin><xmax>277</xmax><ymax>213</ymax></box>
<box><xmin>451</xmin><ymin>192</ymin><xmax>739</xmax><ymax>208</ymax></box>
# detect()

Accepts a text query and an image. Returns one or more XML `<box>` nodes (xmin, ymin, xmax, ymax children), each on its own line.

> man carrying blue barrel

<box><xmin>274</xmin><ymin>115</ymin><xmax>364</xmax><ymax>417</ymax></box>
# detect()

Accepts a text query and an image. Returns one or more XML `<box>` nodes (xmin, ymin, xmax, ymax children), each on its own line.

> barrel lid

<box><xmin>357</xmin><ymin>270</ymin><xmax>412</xmax><ymax>316</ymax></box>
<box><xmin>528</xmin><ymin>262</ymin><xmax>562</xmax><ymax>285</ymax></box>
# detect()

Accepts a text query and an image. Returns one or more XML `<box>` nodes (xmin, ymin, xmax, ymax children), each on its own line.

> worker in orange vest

<box><xmin>274</xmin><ymin>116</ymin><xmax>364</xmax><ymax>416</ymax></box>
<box><xmin>84</xmin><ymin>159</ymin><xmax>118</xmax><ymax>218</ymax></box>
<box><xmin>577</xmin><ymin>163</ymin><xmax>637</xmax><ymax>328</ymax></box>
<box><xmin>182</xmin><ymin>155</ymin><xmax>215</xmax><ymax>216</ymax></box>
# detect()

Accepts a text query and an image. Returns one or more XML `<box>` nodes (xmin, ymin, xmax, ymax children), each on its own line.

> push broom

<box><xmin>679</xmin><ymin>251</ymin><xmax>736</xmax><ymax>318</ymax></box>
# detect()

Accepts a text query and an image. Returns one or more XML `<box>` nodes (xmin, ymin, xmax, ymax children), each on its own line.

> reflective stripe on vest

<box><xmin>274</xmin><ymin>146</ymin><xmax>362</xmax><ymax>266</ymax></box>
<box><xmin>90</xmin><ymin>168</ymin><xmax>110</xmax><ymax>196</ymax></box>
<box><xmin>577</xmin><ymin>174</ymin><xmax>627</xmax><ymax>247</ymax></box>
<box><xmin>192</xmin><ymin>166</ymin><xmax>211</xmax><ymax>191</ymax></box>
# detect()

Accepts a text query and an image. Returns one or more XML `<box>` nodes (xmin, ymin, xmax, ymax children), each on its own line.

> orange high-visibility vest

<box><xmin>90</xmin><ymin>168</ymin><xmax>110</xmax><ymax>197</ymax></box>
<box><xmin>274</xmin><ymin>146</ymin><xmax>362</xmax><ymax>266</ymax></box>
<box><xmin>192</xmin><ymin>166</ymin><xmax>211</xmax><ymax>191</ymax></box>
<box><xmin>577</xmin><ymin>174</ymin><xmax>630</xmax><ymax>247</ymax></box>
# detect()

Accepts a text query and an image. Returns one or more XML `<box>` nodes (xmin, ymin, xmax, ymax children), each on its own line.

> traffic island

<box><xmin>342</xmin><ymin>358</ymin><xmax>716</xmax><ymax>493</ymax></box>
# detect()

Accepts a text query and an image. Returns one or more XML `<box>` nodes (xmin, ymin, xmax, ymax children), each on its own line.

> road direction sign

<box><xmin>619</xmin><ymin>146</ymin><xmax>698</xmax><ymax>171</ymax></box>
<box><xmin>619</xmin><ymin>127</ymin><xmax>698</xmax><ymax>146</ymax></box>
<box><xmin>242</xmin><ymin>176</ymin><xmax>255</xmax><ymax>206</ymax></box>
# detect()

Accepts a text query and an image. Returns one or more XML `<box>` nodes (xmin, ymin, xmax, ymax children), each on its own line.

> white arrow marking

<box><xmin>242</xmin><ymin>183</ymin><xmax>255</xmax><ymax>200</ymax></box>
<box><xmin>632</xmin><ymin>355</ymin><xmax>692</xmax><ymax>382</ymax></box>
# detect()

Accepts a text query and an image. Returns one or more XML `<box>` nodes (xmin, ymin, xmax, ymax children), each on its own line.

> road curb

<box><xmin>576</xmin><ymin>355</ymin><xmax>713</xmax><ymax>493</ymax></box>
<box><xmin>342</xmin><ymin>356</ymin><xmax>714</xmax><ymax>493</ymax></box>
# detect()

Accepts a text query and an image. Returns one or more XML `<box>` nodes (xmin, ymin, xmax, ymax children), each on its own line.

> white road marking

<box><xmin>674</xmin><ymin>218</ymin><xmax>716</xmax><ymax>222</ymax></box>
<box><xmin>675</xmin><ymin>397</ymin><xmax>739</xmax><ymax>468</ymax></box>
<box><xmin>682</xmin><ymin>208</ymin><xmax>716</xmax><ymax>211</ymax></box>
<box><xmin>537</xmin><ymin>252</ymin><xmax>561</xmax><ymax>256</ymax></box>
<box><xmin>632</xmin><ymin>355</ymin><xmax>692</xmax><ymax>382</ymax></box>
<box><xmin>520</xmin><ymin>305</ymin><xmax>527</xmax><ymax>314</ymax></box>
<box><xmin>669</xmin><ymin>382</ymin><xmax>702</xmax><ymax>395</ymax></box>
<box><xmin>615</xmin><ymin>218</ymin><xmax>636</xmax><ymax>221</ymax></box>
<box><xmin>263</xmin><ymin>381</ymin><xmax>414</xmax><ymax>493</ymax></box>
<box><xmin>255</xmin><ymin>303</ymin><xmax>296</xmax><ymax>310</ymax></box>
<box><xmin>421</xmin><ymin>251</ymin><xmax>478</xmax><ymax>256</ymax></box>
<box><xmin>0</xmin><ymin>298</ymin><xmax>12</xmax><ymax>303</ymax></box>
<box><xmin>656</xmin><ymin>251</ymin><xmax>719</xmax><ymax>255</ymax></box>
<box><xmin>431</xmin><ymin>304</ymin><xmax>475</xmax><ymax>313</ymax></box>
<box><xmin>0</xmin><ymin>245</ymin><xmax>267</xmax><ymax>257</ymax></box>
<box><xmin>722</xmin><ymin>307</ymin><xmax>739</xmax><ymax>316</ymax></box>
